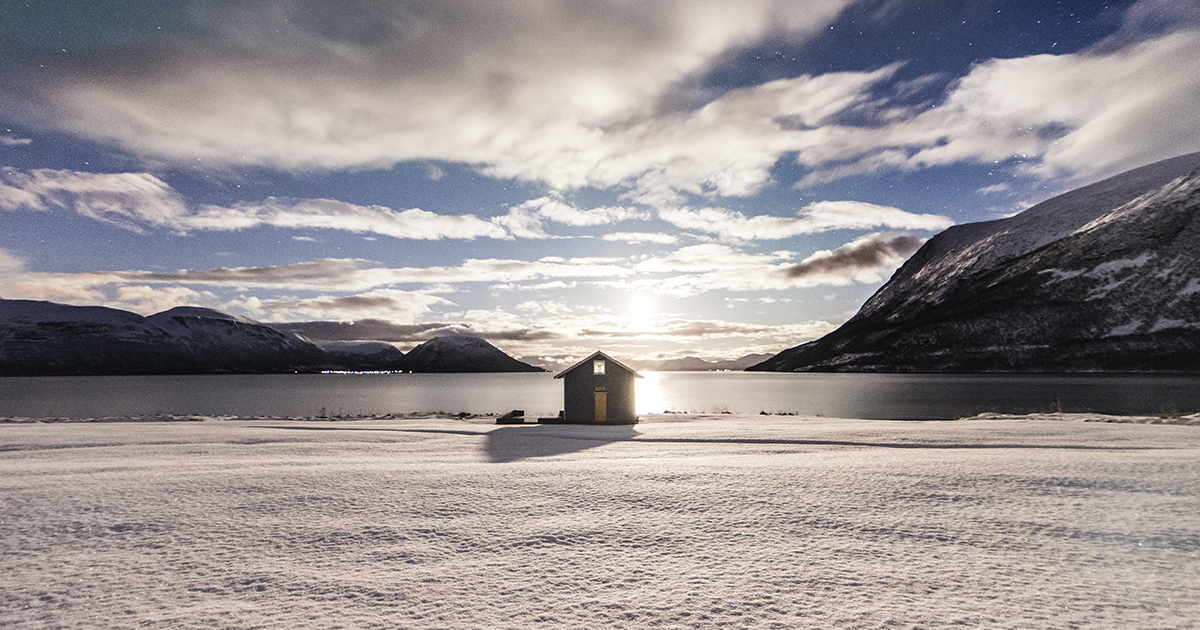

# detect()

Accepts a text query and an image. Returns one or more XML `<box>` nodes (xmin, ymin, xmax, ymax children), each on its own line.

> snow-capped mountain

<box><xmin>651</xmin><ymin>354</ymin><xmax>773</xmax><ymax>371</ymax></box>
<box><xmin>400</xmin><ymin>336</ymin><xmax>544</xmax><ymax>373</ymax></box>
<box><xmin>146</xmin><ymin>306</ymin><xmax>330</xmax><ymax>373</ymax></box>
<box><xmin>0</xmin><ymin>300</ymin><xmax>329</xmax><ymax>375</ymax></box>
<box><xmin>0</xmin><ymin>300</ymin><xmax>192</xmax><ymax>375</ymax></box>
<box><xmin>0</xmin><ymin>301</ymin><xmax>544</xmax><ymax>375</ymax></box>
<box><xmin>751</xmin><ymin>151</ymin><xmax>1200</xmax><ymax>373</ymax></box>
<box><xmin>317</xmin><ymin>341</ymin><xmax>407</xmax><ymax>372</ymax></box>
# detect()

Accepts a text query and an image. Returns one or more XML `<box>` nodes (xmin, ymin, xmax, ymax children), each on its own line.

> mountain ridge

<box><xmin>0</xmin><ymin>300</ymin><xmax>539</xmax><ymax>375</ymax></box>
<box><xmin>751</xmin><ymin>151</ymin><xmax>1200</xmax><ymax>373</ymax></box>
<box><xmin>650</xmin><ymin>354</ymin><xmax>773</xmax><ymax>371</ymax></box>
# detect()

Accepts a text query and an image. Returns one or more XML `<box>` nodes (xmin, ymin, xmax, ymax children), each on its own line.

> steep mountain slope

<box><xmin>400</xmin><ymin>336</ymin><xmax>544</xmax><ymax>373</ymax></box>
<box><xmin>751</xmin><ymin>152</ymin><xmax>1200</xmax><ymax>373</ymax></box>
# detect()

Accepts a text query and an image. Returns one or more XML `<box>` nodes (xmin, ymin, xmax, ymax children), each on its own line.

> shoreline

<box><xmin>2</xmin><ymin>410</ymin><xmax>1198</xmax><ymax>425</ymax></box>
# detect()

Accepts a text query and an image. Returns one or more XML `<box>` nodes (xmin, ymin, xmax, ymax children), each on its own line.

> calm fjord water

<box><xmin>1</xmin><ymin>372</ymin><xmax>1198</xmax><ymax>420</ymax></box>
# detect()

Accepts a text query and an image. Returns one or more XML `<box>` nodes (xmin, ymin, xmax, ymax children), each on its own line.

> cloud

<box><xmin>0</xmin><ymin>167</ymin><xmax>506</xmax><ymax>239</ymax></box>
<box><xmin>521</xmin><ymin>196</ymin><xmax>648</xmax><ymax>226</ymax></box>
<box><xmin>515</xmin><ymin>300</ymin><xmax>575</xmax><ymax>315</ymax></box>
<box><xmin>658</xmin><ymin>201</ymin><xmax>952</xmax><ymax>241</ymax></box>
<box><xmin>3</xmin><ymin>271</ymin><xmax>128</xmax><ymax>305</ymax></box>
<box><xmin>601</xmin><ymin>232</ymin><xmax>680</xmax><ymax>244</ymax></box>
<box><xmin>635</xmin><ymin>244</ymin><xmax>789</xmax><ymax>273</ymax></box>
<box><xmin>0</xmin><ymin>0</ymin><xmax>854</xmax><ymax>201</ymax></box>
<box><xmin>4</xmin><ymin>1</ymin><xmax>1198</xmax><ymax>204</ymax></box>
<box><xmin>976</xmin><ymin>183</ymin><xmax>1010</xmax><ymax>195</ymax></box>
<box><xmin>0</xmin><ymin>253</ymin><xmax>641</xmax><ymax>317</ymax></box>
<box><xmin>0</xmin><ymin>168</ymin><xmax>189</xmax><ymax>232</ymax></box>
<box><xmin>0</xmin><ymin>248</ymin><xmax>27</xmax><ymax>281</ymax></box>
<box><xmin>780</xmin><ymin>233</ymin><xmax>925</xmax><ymax>284</ymax></box>
<box><xmin>274</xmin><ymin>320</ymin><xmax>452</xmax><ymax>343</ymax></box>
<box><xmin>0</xmin><ymin>249</ymin><xmax>222</xmax><ymax>314</ymax></box>
<box><xmin>3</xmin><ymin>167</ymin><xmax>671</xmax><ymax>241</ymax></box>
<box><xmin>499</xmin><ymin>310</ymin><xmax>839</xmax><ymax>362</ymax></box>
<box><xmin>84</xmin><ymin>256</ymin><xmax>634</xmax><ymax>292</ymax></box>
<box><xmin>191</xmin><ymin>197</ymin><xmax>509</xmax><ymax>240</ymax></box>
<box><xmin>0</xmin><ymin>135</ymin><xmax>33</xmax><ymax>146</ymax></box>
<box><xmin>795</xmin><ymin>21</ymin><xmax>1200</xmax><ymax>186</ymax></box>
<box><xmin>230</xmin><ymin>289</ymin><xmax>452</xmax><ymax>323</ymax></box>
<box><xmin>113</xmin><ymin>285</ymin><xmax>220</xmax><ymax>314</ymax></box>
<box><xmin>492</xmin><ymin>281</ymin><xmax>580</xmax><ymax>292</ymax></box>
<box><xmin>405</xmin><ymin>309</ymin><xmax>836</xmax><ymax>361</ymax></box>
<box><xmin>620</xmin><ymin>235</ymin><xmax>926</xmax><ymax>297</ymax></box>
<box><xmin>490</xmin><ymin>195</ymin><xmax>651</xmax><ymax>239</ymax></box>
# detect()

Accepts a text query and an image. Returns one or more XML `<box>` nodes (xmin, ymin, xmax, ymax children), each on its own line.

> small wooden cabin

<box><xmin>553</xmin><ymin>351</ymin><xmax>642</xmax><ymax>424</ymax></box>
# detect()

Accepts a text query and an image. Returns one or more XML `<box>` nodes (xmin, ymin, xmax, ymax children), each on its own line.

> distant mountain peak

<box><xmin>400</xmin><ymin>336</ymin><xmax>544</xmax><ymax>373</ymax></box>
<box><xmin>653</xmin><ymin>354</ymin><xmax>774</xmax><ymax>371</ymax></box>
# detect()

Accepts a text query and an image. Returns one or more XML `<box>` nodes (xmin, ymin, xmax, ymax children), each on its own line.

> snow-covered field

<box><xmin>2</xmin><ymin>414</ymin><xmax>1198</xmax><ymax>629</ymax></box>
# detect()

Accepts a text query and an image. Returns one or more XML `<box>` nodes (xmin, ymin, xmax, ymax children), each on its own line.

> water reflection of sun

<box><xmin>636</xmin><ymin>371</ymin><xmax>668</xmax><ymax>415</ymax></box>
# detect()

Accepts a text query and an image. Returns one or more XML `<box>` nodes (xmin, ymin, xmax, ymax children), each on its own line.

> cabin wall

<box><xmin>562</xmin><ymin>366</ymin><xmax>637</xmax><ymax>424</ymax></box>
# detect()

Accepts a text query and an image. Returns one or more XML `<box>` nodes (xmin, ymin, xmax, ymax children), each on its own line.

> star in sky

<box><xmin>1</xmin><ymin>0</ymin><xmax>1198</xmax><ymax>368</ymax></box>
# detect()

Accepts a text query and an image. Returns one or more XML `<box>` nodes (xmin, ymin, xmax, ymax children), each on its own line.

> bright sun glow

<box><xmin>630</xmin><ymin>294</ymin><xmax>655</xmax><ymax>315</ymax></box>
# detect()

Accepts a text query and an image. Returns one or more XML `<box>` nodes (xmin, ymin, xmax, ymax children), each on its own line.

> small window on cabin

<box><xmin>593</xmin><ymin>360</ymin><xmax>606</xmax><ymax>375</ymax></box>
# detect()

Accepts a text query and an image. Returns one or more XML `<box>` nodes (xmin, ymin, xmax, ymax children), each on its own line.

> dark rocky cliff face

<box><xmin>751</xmin><ymin>152</ymin><xmax>1200</xmax><ymax>373</ymax></box>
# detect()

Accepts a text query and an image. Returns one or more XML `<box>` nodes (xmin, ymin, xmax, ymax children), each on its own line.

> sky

<box><xmin>1</xmin><ymin>0</ymin><xmax>1199</xmax><ymax>369</ymax></box>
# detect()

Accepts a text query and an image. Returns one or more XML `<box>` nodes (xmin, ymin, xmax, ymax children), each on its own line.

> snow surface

<box><xmin>3</xmin><ymin>414</ymin><xmax>1199</xmax><ymax>629</ymax></box>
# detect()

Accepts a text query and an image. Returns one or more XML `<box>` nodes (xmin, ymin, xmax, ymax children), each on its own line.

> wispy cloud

<box><xmin>230</xmin><ymin>289</ymin><xmax>453</xmax><ymax>323</ymax></box>
<box><xmin>601</xmin><ymin>232</ymin><xmax>680</xmax><ymax>244</ymax></box>
<box><xmin>113</xmin><ymin>285</ymin><xmax>221</xmax><ymax>314</ymax></box>
<box><xmin>491</xmin><ymin>195</ymin><xmax>651</xmax><ymax>239</ymax></box>
<box><xmin>1</xmin><ymin>168</ymin><xmax>677</xmax><ymax>241</ymax></box>
<box><xmin>658</xmin><ymin>201</ymin><xmax>952</xmax><ymax>241</ymax></box>
<box><xmin>4</xmin><ymin>256</ymin><xmax>636</xmax><ymax>299</ymax></box>
<box><xmin>191</xmin><ymin>198</ymin><xmax>510</xmax><ymax>240</ymax></box>
<box><xmin>635</xmin><ymin>244</ymin><xmax>790</xmax><ymax>273</ymax></box>
<box><xmin>0</xmin><ymin>135</ymin><xmax>33</xmax><ymax>146</ymax></box>
<box><xmin>0</xmin><ymin>168</ymin><xmax>189</xmax><ymax>232</ymax></box>
<box><xmin>0</xmin><ymin>168</ymin><xmax>515</xmax><ymax>240</ymax></box>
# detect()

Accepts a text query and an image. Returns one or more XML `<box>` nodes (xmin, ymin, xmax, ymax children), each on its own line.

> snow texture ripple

<box><xmin>2</xmin><ymin>415</ymin><xmax>1198</xmax><ymax>629</ymax></box>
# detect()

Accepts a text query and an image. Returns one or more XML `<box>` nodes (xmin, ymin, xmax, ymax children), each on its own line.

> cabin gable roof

<box><xmin>553</xmin><ymin>351</ymin><xmax>643</xmax><ymax>379</ymax></box>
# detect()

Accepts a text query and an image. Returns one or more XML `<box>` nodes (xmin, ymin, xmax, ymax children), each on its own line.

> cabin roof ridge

<box><xmin>553</xmin><ymin>350</ymin><xmax>643</xmax><ymax>379</ymax></box>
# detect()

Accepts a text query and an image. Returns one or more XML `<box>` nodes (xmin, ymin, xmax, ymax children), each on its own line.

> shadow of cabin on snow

<box><xmin>551</xmin><ymin>351</ymin><xmax>642</xmax><ymax>425</ymax></box>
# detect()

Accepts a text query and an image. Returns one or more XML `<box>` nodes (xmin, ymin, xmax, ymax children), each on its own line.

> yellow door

<box><xmin>594</xmin><ymin>391</ymin><xmax>607</xmax><ymax>423</ymax></box>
